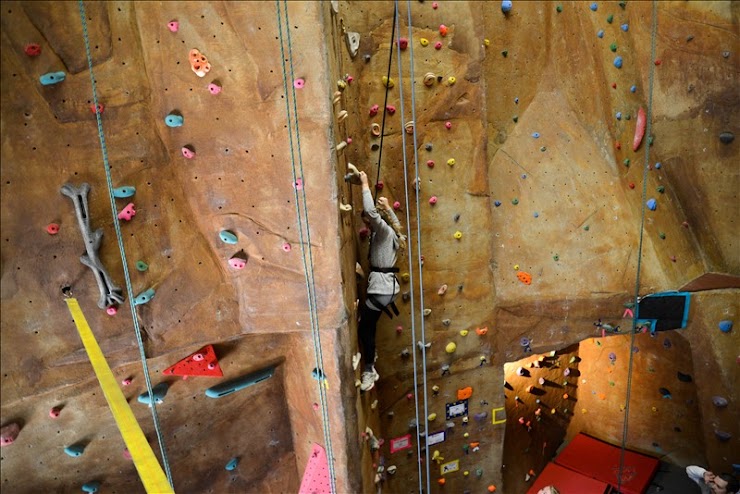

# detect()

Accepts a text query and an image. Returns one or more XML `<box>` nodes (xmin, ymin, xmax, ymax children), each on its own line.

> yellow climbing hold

<box><xmin>581</xmin><ymin>408</ymin><xmax>588</xmax><ymax>414</ymax></box>
<box><xmin>428</xmin><ymin>413</ymin><xmax>437</xmax><ymax>421</ymax></box>
<box><xmin>460</xmin><ymin>329</ymin><xmax>469</xmax><ymax>336</ymax></box>
<box><xmin>484</xmin><ymin>38</ymin><xmax>490</xmax><ymax>46</ymax></box>
<box><xmin>447</xmin><ymin>158</ymin><xmax>456</xmax><ymax>166</ymax></box>
<box><xmin>337</xmin><ymin>80</ymin><xmax>347</xmax><ymax>91</ymax></box>
<box><xmin>382</xmin><ymin>76</ymin><xmax>395</xmax><ymax>88</ymax></box>
<box><xmin>652</xmin><ymin>406</ymin><xmax>658</xmax><ymax>412</ymax></box>
<box><xmin>448</xmin><ymin>76</ymin><xmax>456</xmax><ymax>85</ymax></box>
<box><xmin>514</xmin><ymin>264</ymin><xmax>520</xmax><ymax>270</ymax></box>
<box><xmin>420</xmin><ymin>37</ymin><xmax>429</xmax><ymax>47</ymax></box>
<box><xmin>445</xmin><ymin>342</ymin><xmax>457</xmax><ymax>354</ymax></box>
<box><xmin>464</xmin><ymin>471</ymin><xmax>470</xmax><ymax>476</ymax></box>
<box><xmin>454</xmin><ymin>231</ymin><xmax>463</xmax><ymax>239</ymax></box>
<box><xmin>401</xmin><ymin>272</ymin><xmax>410</xmax><ymax>282</ymax></box>
<box><xmin>463</xmin><ymin>432</ymin><xmax>470</xmax><ymax>438</ymax></box>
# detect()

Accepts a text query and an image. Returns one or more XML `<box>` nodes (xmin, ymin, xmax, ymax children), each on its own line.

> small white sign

<box><xmin>427</xmin><ymin>430</ymin><xmax>446</xmax><ymax>446</ymax></box>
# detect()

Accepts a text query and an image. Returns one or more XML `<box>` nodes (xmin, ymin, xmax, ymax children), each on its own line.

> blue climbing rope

<box><xmin>77</xmin><ymin>0</ymin><xmax>173</xmax><ymax>489</ymax></box>
<box><xmin>392</xmin><ymin>2</ymin><xmax>427</xmax><ymax>491</ymax></box>
<box><xmin>618</xmin><ymin>1</ymin><xmax>658</xmax><ymax>491</ymax></box>
<box><xmin>275</xmin><ymin>1</ymin><xmax>337</xmax><ymax>492</ymax></box>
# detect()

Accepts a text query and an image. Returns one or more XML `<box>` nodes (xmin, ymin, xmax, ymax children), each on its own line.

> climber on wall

<box><xmin>356</xmin><ymin>171</ymin><xmax>406</xmax><ymax>392</ymax></box>
<box><xmin>686</xmin><ymin>466</ymin><xmax>739</xmax><ymax>494</ymax></box>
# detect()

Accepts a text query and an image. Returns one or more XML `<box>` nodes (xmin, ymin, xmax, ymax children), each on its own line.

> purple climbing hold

<box><xmin>712</xmin><ymin>396</ymin><xmax>728</xmax><ymax>408</ymax></box>
<box><xmin>632</xmin><ymin>346</ymin><xmax>639</xmax><ymax>353</ymax></box>
<box><xmin>715</xmin><ymin>430</ymin><xmax>732</xmax><ymax>442</ymax></box>
<box><xmin>474</xmin><ymin>412</ymin><xmax>488</xmax><ymax>421</ymax></box>
<box><xmin>608</xmin><ymin>352</ymin><xmax>616</xmax><ymax>361</ymax></box>
<box><xmin>494</xmin><ymin>200</ymin><xmax>502</xmax><ymax>207</ymax></box>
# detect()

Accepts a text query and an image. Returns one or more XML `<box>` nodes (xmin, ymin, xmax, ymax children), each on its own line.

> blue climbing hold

<box><xmin>82</xmin><ymin>482</ymin><xmax>101</xmax><ymax>493</ymax></box>
<box><xmin>621</xmin><ymin>23</ymin><xmax>629</xmax><ymax>32</ymax></box>
<box><xmin>225</xmin><ymin>457</ymin><xmax>239</xmax><ymax>471</ymax></box>
<box><xmin>137</xmin><ymin>382</ymin><xmax>169</xmax><ymax>405</ymax></box>
<box><xmin>616</xmin><ymin>112</ymin><xmax>622</xmax><ymax>120</ymax></box>
<box><xmin>219</xmin><ymin>230</ymin><xmax>238</xmax><ymax>244</ymax></box>
<box><xmin>597</xmin><ymin>30</ymin><xmax>604</xmax><ymax>38</ymax></box>
<box><xmin>311</xmin><ymin>368</ymin><xmax>326</xmax><ymax>381</ymax></box>
<box><xmin>646</xmin><ymin>198</ymin><xmax>657</xmax><ymax>211</ymax></box>
<box><xmin>659</xmin><ymin>387</ymin><xmax>672</xmax><ymax>399</ymax></box>
<box><xmin>40</xmin><ymin>71</ymin><xmax>66</xmax><ymax>86</ymax></box>
<box><xmin>133</xmin><ymin>288</ymin><xmax>155</xmax><ymax>306</ymax></box>
<box><xmin>655</xmin><ymin>162</ymin><xmax>662</xmax><ymax>169</ymax></box>
<box><xmin>630</xmin><ymin>85</ymin><xmax>637</xmax><ymax>93</ymax></box>
<box><xmin>165</xmin><ymin>114</ymin><xmax>184</xmax><ymax>127</ymax></box>
<box><xmin>533</xmin><ymin>212</ymin><xmax>539</xmax><ymax>218</ymax></box>
<box><xmin>590</xmin><ymin>2</ymin><xmax>598</xmax><ymax>11</ymax></box>
<box><xmin>501</xmin><ymin>1</ymin><xmax>512</xmax><ymax>14</ymax></box>
<box><xmin>719</xmin><ymin>320</ymin><xmax>733</xmax><ymax>333</ymax></box>
<box><xmin>113</xmin><ymin>186</ymin><xmax>136</xmax><ymax>198</ymax></box>
<box><xmin>614</xmin><ymin>56</ymin><xmax>623</xmax><ymax>68</ymax></box>
<box><xmin>532</xmin><ymin>132</ymin><xmax>540</xmax><ymax>139</ymax></box>
<box><xmin>494</xmin><ymin>201</ymin><xmax>502</xmax><ymax>207</ymax></box>
<box><xmin>64</xmin><ymin>444</ymin><xmax>85</xmax><ymax>457</ymax></box>
<box><xmin>514</xmin><ymin>97</ymin><xmax>519</xmax><ymax>104</ymax></box>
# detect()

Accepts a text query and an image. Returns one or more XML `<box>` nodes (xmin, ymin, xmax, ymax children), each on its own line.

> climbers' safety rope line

<box><xmin>392</xmin><ymin>3</ymin><xmax>425</xmax><ymax>491</ymax></box>
<box><xmin>77</xmin><ymin>1</ymin><xmax>174</xmax><ymax>488</ymax></box>
<box><xmin>275</xmin><ymin>1</ymin><xmax>337</xmax><ymax>492</ymax></box>
<box><xmin>65</xmin><ymin>299</ymin><xmax>174</xmax><ymax>494</ymax></box>
<box><xmin>618</xmin><ymin>1</ymin><xmax>658</xmax><ymax>490</ymax></box>
<box><xmin>402</xmin><ymin>0</ymin><xmax>432</xmax><ymax>489</ymax></box>
<box><xmin>373</xmin><ymin>4</ymin><xmax>398</xmax><ymax>202</ymax></box>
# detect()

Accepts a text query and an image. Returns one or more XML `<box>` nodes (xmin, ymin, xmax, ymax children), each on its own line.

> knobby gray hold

<box><xmin>61</xmin><ymin>183</ymin><xmax>124</xmax><ymax>309</ymax></box>
<box><xmin>719</xmin><ymin>132</ymin><xmax>734</xmax><ymax>144</ymax></box>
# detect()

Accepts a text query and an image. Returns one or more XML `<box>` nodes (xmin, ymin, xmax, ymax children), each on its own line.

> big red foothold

<box><xmin>117</xmin><ymin>203</ymin><xmax>136</xmax><ymax>221</ymax></box>
<box><xmin>25</xmin><ymin>43</ymin><xmax>41</xmax><ymax>56</ymax></box>
<box><xmin>167</xmin><ymin>20</ymin><xmax>179</xmax><ymax>32</ymax></box>
<box><xmin>46</xmin><ymin>223</ymin><xmax>60</xmax><ymax>235</ymax></box>
<box><xmin>163</xmin><ymin>344</ymin><xmax>224</xmax><ymax>378</ymax></box>
<box><xmin>182</xmin><ymin>146</ymin><xmax>195</xmax><ymax>159</ymax></box>
<box><xmin>189</xmin><ymin>48</ymin><xmax>211</xmax><ymax>77</ymax></box>
<box><xmin>208</xmin><ymin>82</ymin><xmax>221</xmax><ymax>94</ymax></box>
<box><xmin>0</xmin><ymin>423</ymin><xmax>19</xmax><ymax>446</ymax></box>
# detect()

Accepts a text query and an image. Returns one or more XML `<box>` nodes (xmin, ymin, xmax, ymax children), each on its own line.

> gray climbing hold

<box><xmin>442</xmin><ymin>319</ymin><xmax>451</xmax><ymax>326</ymax></box>
<box><xmin>137</xmin><ymin>382</ymin><xmax>169</xmax><ymax>405</ymax></box>
<box><xmin>686</xmin><ymin>35</ymin><xmax>694</xmax><ymax>42</ymax></box>
<box><xmin>64</xmin><ymin>444</ymin><xmax>85</xmax><ymax>457</ymax></box>
<box><xmin>165</xmin><ymin>114</ymin><xmax>183</xmax><ymax>127</ymax></box>
<box><xmin>345</xmin><ymin>31</ymin><xmax>360</xmax><ymax>58</ymax></box>
<box><xmin>712</xmin><ymin>396</ymin><xmax>728</xmax><ymax>408</ymax></box>
<box><xmin>425</xmin><ymin>143</ymin><xmax>433</xmax><ymax>151</ymax></box>
<box><xmin>614</xmin><ymin>56</ymin><xmax>623</xmax><ymax>68</ymax></box>
<box><xmin>719</xmin><ymin>132</ymin><xmax>735</xmax><ymax>144</ymax></box>
<box><xmin>113</xmin><ymin>186</ymin><xmax>136</xmax><ymax>198</ymax></box>
<box><xmin>597</xmin><ymin>30</ymin><xmax>604</xmax><ymax>38</ymax></box>
<box><xmin>722</xmin><ymin>51</ymin><xmax>730</xmax><ymax>59</ymax></box>
<box><xmin>646</xmin><ymin>198</ymin><xmax>657</xmax><ymax>211</ymax></box>
<box><xmin>133</xmin><ymin>288</ymin><xmax>155</xmax><ymax>306</ymax></box>
<box><xmin>219</xmin><ymin>230</ymin><xmax>238</xmax><ymax>244</ymax></box>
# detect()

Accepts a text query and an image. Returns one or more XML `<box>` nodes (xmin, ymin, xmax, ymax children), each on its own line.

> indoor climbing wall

<box><xmin>1</xmin><ymin>2</ymin><xmax>363</xmax><ymax>493</ymax></box>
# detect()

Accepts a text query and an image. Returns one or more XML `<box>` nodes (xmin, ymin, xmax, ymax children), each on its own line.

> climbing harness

<box><xmin>77</xmin><ymin>1</ymin><xmax>174</xmax><ymax>488</ymax></box>
<box><xmin>275</xmin><ymin>1</ymin><xmax>337</xmax><ymax>492</ymax></box>
<box><xmin>618</xmin><ymin>2</ymin><xmax>658</xmax><ymax>492</ymax></box>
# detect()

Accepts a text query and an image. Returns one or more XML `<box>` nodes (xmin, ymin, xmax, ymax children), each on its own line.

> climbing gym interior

<box><xmin>0</xmin><ymin>1</ymin><xmax>738</xmax><ymax>493</ymax></box>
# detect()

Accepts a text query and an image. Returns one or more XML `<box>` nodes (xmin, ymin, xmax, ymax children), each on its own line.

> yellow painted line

<box><xmin>65</xmin><ymin>298</ymin><xmax>174</xmax><ymax>494</ymax></box>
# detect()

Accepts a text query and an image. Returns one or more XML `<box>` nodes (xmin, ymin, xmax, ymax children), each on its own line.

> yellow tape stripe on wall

<box><xmin>65</xmin><ymin>298</ymin><xmax>174</xmax><ymax>494</ymax></box>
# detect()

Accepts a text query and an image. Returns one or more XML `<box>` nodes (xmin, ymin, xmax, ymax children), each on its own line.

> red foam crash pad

<box><xmin>162</xmin><ymin>344</ymin><xmax>223</xmax><ymax>378</ymax></box>
<box><xmin>527</xmin><ymin>462</ymin><xmax>610</xmax><ymax>494</ymax></box>
<box><xmin>554</xmin><ymin>433</ymin><xmax>659</xmax><ymax>494</ymax></box>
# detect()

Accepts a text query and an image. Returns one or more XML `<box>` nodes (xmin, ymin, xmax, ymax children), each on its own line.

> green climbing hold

<box><xmin>553</xmin><ymin>254</ymin><xmax>559</xmax><ymax>261</ymax></box>
<box><xmin>648</xmin><ymin>135</ymin><xmax>654</xmax><ymax>146</ymax></box>
<box><xmin>659</xmin><ymin>232</ymin><xmax>666</xmax><ymax>239</ymax></box>
<box><xmin>610</xmin><ymin>42</ymin><xmax>618</xmax><ymax>52</ymax></box>
<box><xmin>136</xmin><ymin>261</ymin><xmax>148</xmax><ymax>272</ymax></box>
<box><xmin>619</xmin><ymin>1</ymin><xmax>626</xmax><ymax>9</ymax></box>
<box><xmin>657</xmin><ymin>185</ymin><xmax>665</xmax><ymax>193</ymax></box>
<box><xmin>501</xmin><ymin>50</ymin><xmax>508</xmax><ymax>57</ymax></box>
<box><xmin>625</xmin><ymin>114</ymin><xmax>631</xmax><ymax>120</ymax></box>
<box><xmin>584</xmin><ymin>225</ymin><xmax>590</xmax><ymax>231</ymax></box>
<box><xmin>623</xmin><ymin>158</ymin><xmax>630</xmax><ymax>166</ymax></box>
<box><xmin>607</xmin><ymin>14</ymin><xmax>614</xmax><ymax>23</ymax></box>
<box><xmin>476</xmin><ymin>468</ymin><xmax>483</xmax><ymax>478</ymax></box>
<box><xmin>556</xmin><ymin>4</ymin><xmax>562</xmax><ymax>12</ymax></box>
<box><xmin>609</xmin><ymin>381</ymin><xmax>615</xmax><ymax>387</ymax></box>
<box><xmin>512</xmin><ymin>115</ymin><xmax>519</xmax><ymax>123</ymax></box>
<box><xmin>540</xmin><ymin>146</ymin><xmax>547</xmax><ymax>152</ymax></box>
<box><xmin>511</xmin><ymin>198</ymin><xmax>519</xmax><ymax>205</ymax></box>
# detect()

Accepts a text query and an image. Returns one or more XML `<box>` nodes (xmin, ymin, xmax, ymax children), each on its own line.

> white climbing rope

<box><xmin>275</xmin><ymin>1</ymin><xmax>337</xmax><ymax>492</ymax></box>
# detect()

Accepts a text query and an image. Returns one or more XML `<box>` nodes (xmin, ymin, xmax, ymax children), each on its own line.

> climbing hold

<box><xmin>446</xmin><ymin>342</ymin><xmax>457</xmax><ymax>354</ymax></box>
<box><xmin>112</xmin><ymin>186</ymin><xmax>135</xmax><ymax>198</ymax></box>
<box><xmin>659</xmin><ymin>232</ymin><xmax>666</xmax><ymax>239</ymax></box>
<box><xmin>46</xmin><ymin>223</ymin><xmax>60</xmax><ymax>235</ymax></box>
<box><xmin>715</xmin><ymin>430</ymin><xmax>732</xmax><ymax>442</ymax></box>
<box><xmin>659</xmin><ymin>388</ymin><xmax>672</xmax><ymax>399</ymax></box>
<box><xmin>165</xmin><ymin>114</ymin><xmax>183</xmax><ymax>127</ymax></box>
<box><xmin>89</xmin><ymin>103</ymin><xmax>104</xmax><ymax>115</ymax></box>
<box><xmin>163</xmin><ymin>344</ymin><xmax>223</xmax><ymax>378</ymax></box>
<box><xmin>64</xmin><ymin>444</ymin><xmax>85</xmax><ymax>457</ymax></box>
<box><xmin>719</xmin><ymin>320</ymin><xmax>733</xmax><ymax>333</ymax></box>
<box><xmin>476</xmin><ymin>327</ymin><xmax>488</xmax><ymax>336</ymax></box>
<box><xmin>657</xmin><ymin>186</ymin><xmax>665</xmax><ymax>193</ymax></box>
<box><xmin>514</xmin><ymin>97</ymin><xmax>520</xmax><ymax>104</ymax></box>
<box><xmin>121</xmin><ymin>378</ymin><xmax>132</xmax><ymax>386</ymax></box>
<box><xmin>448</xmin><ymin>76</ymin><xmax>456</xmax><ymax>85</ymax></box>
<box><xmin>420</xmin><ymin>38</ymin><xmax>429</xmax><ymax>47</ymax></box>
<box><xmin>623</xmin><ymin>158</ymin><xmax>630</xmax><ymax>166</ymax></box>
<box><xmin>454</xmin><ymin>231</ymin><xmax>463</xmax><ymax>239</ymax></box>
<box><xmin>712</xmin><ymin>396</ymin><xmax>728</xmax><ymax>408</ymax></box>
<box><xmin>423</xmin><ymin>73</ymin><xmax>436</xmax><ymax>87</ymax></box>
<box><xmin>445</xmin><ymin>121</ymin><xmax>453</xmax><ymax>130</ymax></box>
<box><xmin>720</xmin><ymin>132</ymin><xmax>735</xmax><ymax>144</ymax></box>
<box><xmin>167</xmin><ymin>20</ymin><xmax>179</xmax><ymax>32</ymax></box>
<box><xmin>438</xmin><ymin>284</ymin><xmax>448</xmax><ymax>295</ymax></box>
<box><xmin>369</xmin><ymin>104</ymin><xmax>379</xmax><ymax>117</ymax></box>
<box><xmin>556</xmin><ymin>5</ymin><xmax>562</xmax><ymax>12</ymax></box>
<box><xmin>181</xmin><ymin>146</ymin><xmax>196</xmax><ymax>159</ymax></box>
<box><xmin>189</xmin><ymin>48</ymin><xmax>211</xmax><ymax>77</ymax></box>
<box><xmin>447</xmin><ymin>158</ymin><xmax>455</xmax><ymax>166</ymax></box>
<box><xmin>501</xmin><ymin>0</ymin><xmax>512</xmax><ymax>14</ymax></box>
<box><xmin>393</xmin><ymin>201</ymin><xmax>401</xmax><ymax>210</ymax></box>
<box><xmin>532</xmin><ymin>132</ymin><xmax>540</xmax><ymax>139</ymax></box>
<box><xmin>135</xmin><ymin>260</ymin><xmax>148</xmax><ymax>272</ymax></box>
<box><xmin>646</xmin><ymin>198</ymin><xmax>657</xmax><ymax>211</ymax></box>
<box><xmin>282</xmin><ymin>242</ymin><xmax>292</xmax><ymax>252</ymax></box>
<box><xmin>133</xmin><ymin>288</ymin><xmax>155</xmax><ymax>306</ymax></box>
<box><xmin>629</xmin><ymin>182</ymin><xmax>635</xmax><ymax>189</ymax></box>
<box><xmin>607</xmin><ymin>14</ymin><xmax>614</xmax><ymax>23</ymax></box>
<box><xmin>533</xmin><ymin>212</ymin><xmax>539</xmax><ymax>218</ymax></box>
<box><xmin>426</xmin><ymin>160</ymin><xmax>435</xmax><ymax>168</ymax></box>
<box><xmin>434</xmin><ymin>41</ymin><xmax>443</xmax><ymax>50</ymax></box>
<box><xmin>82</xmin><ymin>482</ymin><xmax>101</xmax><ymax>493</ymax></box>
<box><xmin>137</xmin><ymin>382</ymin><xmax>169</xmax><ymax>405</ymax></box>
<box><xmin>597</xmin><ymin>30</ymin><xmax>604</xmax><ymax>38</ymax></box>
<box><xmin>439</xmin><ymin>25</ymin><xmax>448</xmax><ymax>37</ymax></box>
<box><xmin>614</xmin><ymin>56</ymin><xmax>623</xmax><ymax>69</ymax></box>
<box><xmin>621</xmin><ymin>23</ymin><xmax>629</xmax><ymax>32</ymax></box>
<box><xmin>511</xmin><ymin>198</ymin><xmax>519</xmax><ymax>205</ymax></box>
<box><xmin>654</xmin><ymin>59</ymin><xmax>662</xmax><ymax>65</ymax></box>
<box><xmin>429</xmin><ymin>196</ymin><xmax>438</xmax><ymax>205</ymax></box>
<box><xmin>225</xmin><ymin>457</ymin><xmax>239</xmax><ymax>471</ymax></box>
<box><xmin>49</xmin><ymin>406</ymin><xmax>62</xmax><ymax>418</ymax></box>
<box><xmin>616</xmin><ymin>112</ymin><xmax>622</xmax><ymax>120</ymax></box>
<box><xmin>631</xmin><ymin>85</ymin><xmax>637</xmax><ymax>93</ymax></box>
<box><xmin>117</xmin><ymin>203</ymin><xmax>136</xmax><ymax>221</ymax></box>
<box><xmin>386</xmin><ymin>105</ymin><xmax>396</xmax><ymax>115</ymax></box>
<box><xmin>205</xmin><ymin>82</ymin><xmax>222</xmax><ymax>95</ymax></box>
<box><xmin>610</xmin><ymin>42</ymin><xmax>618</xmax><ymax>53</ymax></box>
<box><xmin>228</xmin><ymin>256</ymin><xmax>247</xmax><ymax>269</ymax></box>
<box><xmin>404</xmin><ymin>121</ymin><xmax>415</xmax><ymax>134</ymax></box>
<box><xmin>634</xmin><ymin>107</ymin><xmax>646</xmax><ymax>151</ymax></box>
<box><xmin>219</xmin><ymin>230</ymin><xmax>238</xmax><ymax>244</ymax></box>
<box><xmin>589</xmin><ymin>2</ymin><xmax>598</xmax><ymax>11</ymax></box>
<box><xmin>25</xmin><ymin>43</ymin><xmax>42</xmax><ymax>56</ymax></box>
<box><xmin>0</xmin><ymin>423</ymin><xmax>20</xmax><ymax>447</ymax></box>
<box><xmin>517</xmin><ymin>271</ymin><xmax>532</xmax><ymax>285</ymax></box>
<box><xmin>655</xmin><ymin>162</ymin><xmax>662</xmax><ymax>169</ymax></box>
<box><xmin>382</xmin><ymin>76</ymin><xmax>395</xmax><ymax>88</ymax></box>
<box><xmin>40</xmin><ymin>72</ymin><xmax>66</xmax><ymax>86</ymax></box>
<box><xmin>494</xmin><ymin>200</ymin><xmax>501</xmax><ymax>207</ymax></box>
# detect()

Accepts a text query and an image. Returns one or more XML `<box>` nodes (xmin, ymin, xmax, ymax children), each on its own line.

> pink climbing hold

<box><xmin>439</xmin><ymin>24</ymin><xmax>448</xmax><ymax>37</ymax></box>
<box><xmin>369</xmin><ymin>104</ymin><xmax>379</xmax><ymax>117</ymax></box>
<box><xmin>49</xmin><ymin>407</ymin><xmax>61</xmax><ymax>419</ymax></box>
<box><xmin>429</xmin><ymin>196</ymin><xmax>438</xmax><ymax>205</ymax></box>
<box><xmin>435</xmin><ymin>41</ymin><xmax>443</xmax><ymax>50</ymax></box>
<box><xmin>106</xmin><ymin>306</ymin><xmax>117</xmax><ymax>316</ymax></box>
<box><xmin>90</xmin><ymin>104</ymin><xmax>104</xmax><ymax>115</ymax></box>
<box><xmin>0</xmin><ymin>423</ymin><xmax>20</xmax><ymax>447</ymax></box>
<box><xmin>312</xmin><ymin>402</ymin><xmax>320</xmax><ymax>411</ymax></box>
<box><xmin>386</xmin><ymin>105</ymin><xmax>396</xmax><ymax>115</ymax></box>
<box><xmin>633</xmin><ymin>107</ymin><xmax>646</xmax><ymax>151</ymax></box>
<box><xmin>294</xmin><ymin>177</ymin><xmax>303</xmax><ymax>190</ymax></box>
<box><xmin>167</xmin><ymin>20</ymin><xmax>179</xmax><ymax>32</ymax></box>
<box><xmin>294</xmin><ymin>78</ymin><xmax>305</xmax><ymax>89</ymax></box>
<box><xmin>427</xmin><ymin>160</ymin><xmax>435</xmax><ymax>168</ymax></box>
<box><xmin>398</xmin><ymin>38</ymin><xmax>408</xmax><ymax>50</ymax></box>
<box><xmin>122</xmin><ymin>448</ymin><xmax>132</xmax><ymax>460</ymax></box>
<box><xmin>299</xmin><ymin>443</ymin><xmax>331</xmax><ymax>494</ymax></box>
<box><xmin>282</xmin><ymin>242</ymin><xmax>292</xmax><ymax>252</ymax></box>
<box><xmin>121</xmin><ymin>378</ymin><xmax>132</xmax><ymax>386</ymax></box>
<box><xmin>433</xmin><ymin>1</ymin><xmax>439</xmax><ymax>8</ymax></box>
<box><xmin>406</xmin><ymin>393</ymin><xmax>414</xmax><ymax>400</ymax></box>
<box><xmin>346</xmin><ymin>75</ymin><xmax>354</xmax><ymax>84</ymax></box>
<box><xmin>208</xmin><ymin>83</ymin><xmax>221</xmax><ymax>95</ymax></box>
<box><xmin>229</xmin><ymin>257</ymin><xmax>247</xmax><ymax>270</ymax></box>
<box><xmin>46</xmin><ymin>223</ymin><xmax>60</xmax><ymax>235</ymax></box>
<box><xmin>181</xmin><ymin>147</ymin><xmax>195</xmax><ymax>159</ymax></box>
<box><xmin>117</xmin><ymin>203</ymin><xmax>136</xmax><ymax>221</ymax></box>
<box><xmin>445</xmin><ymin>121</ymin><xmax>452</xmax><ymax>129</ymax></box>
<box><xmin>346</xmin><ymin>137</ymin><xmax>353</xmax><ymax>145</ymax></box>
<box><xmin>396</xmin><ymin>325</ymin><xmax>403</xmax><ymax>334</ymax></box>
<box><xmin>393</xmin><ymin>201</ymin><xmax>401</xmax><ymax>210</ymax></box>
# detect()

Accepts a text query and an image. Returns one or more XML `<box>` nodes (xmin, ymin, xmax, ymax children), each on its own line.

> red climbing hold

<box><xmin>615</xmin><ymin>141</ymin><xmax>621</xmax><ymax>150</ymax></box>
<box><xmin>633</xmin><ymin>107</ymin><xmax>646</xmax><ymax>151</ymax></box>
<box><xmin>611</xmin><ymin>82</ymin><xmax>617</xmax><ymax>89</ymax></box>
<box><xmin>398</xmin><ymin>38</ymin><xmax>408</xmax><ymax>50</ymax></box>
<box><xmin>163</xmin><ymin>344</ymin><xmax>224</xmax><ymax>378</ymax></box>
<box><xmin>376</xmin><ymin>180</ymin><xmax>384</xmax><ymax>190</ymax></box>
<box><xmin>25</xmin><ymin>43</ymin><xmax>41</xmax><ymax>57</ymax></box>
<box><xmin>386</xmin><ymin>105</ymin><xmax>396</xmax><ymax>115</ymax></box>
<box><xmin>299</xmin><ymin>443</ymin><xmax>331</xmax><ymax>494</ymax></box>
<box><xmin>439</xmin><ymin>25</ymin><xmax>448</xmax><ymax>37</ymax></box>
<box><xmin>90</xmin><ymin>104</ymin><xmax>104</xmax><ymax>115</ymax></box>
<box><xmin>369</xmin><ymin>104</ymin><xmax>379</xmax><ymax>117</ymax></box>
<box><xmin>46</xmin><ymin>223</ymin><xmax>60</xmax><ymax>235</ymax></box>
<box><xmin>654</xmin><ymin>59</ymin><xmax>662</xmax><ymax>66</ymax></box>
<box><xmin>629</xmin><ymin>182</ymin><xmax>635</xmax><ymax>189</ymax></box>
<box><xmin>117</xmin><ymin>203</ymin><xmax>136</xmax><ymax>221</ymax></box>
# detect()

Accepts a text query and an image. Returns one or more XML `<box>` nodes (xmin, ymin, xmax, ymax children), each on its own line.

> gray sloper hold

<box><xmin>345</xmin><ymin>31</ymin><xmax>360</xmax><ymax>58</ymax></box>
<box><xmin>712</xmin><ymin>396</ymin><xmax>728</xmax><ymax>407</ymax></box>
<box><xmin>719</xmin><ymin>132</ymin><xmax>734</xmax><ymax>144</ymax></box>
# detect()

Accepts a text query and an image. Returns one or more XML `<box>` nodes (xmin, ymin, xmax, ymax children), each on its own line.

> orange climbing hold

<box><xmin>438</xmin><ymin>478</ymin><xmax>446</xmax><ymax>486</ymax></box>
<box><xmin>517</xmin><ymin>271</ymin><xmax>532</xmax><ymax>285</ymax></box>
<box><xmin>476</xmin><ymin>327</ymin><xmax>488</xmax><ymax>336</ymax></box>
<box><xmin>189</xmin><ymin>48</ymin><xmax>211</xmax><ymax>77</ymax></box>
<box><xmin>457</xmin><ymin>386</ymin><xmax>473</xmax><ymax>400</ymax></box>
<box><xmin>488</xmin><ymin>485</ymin><xmax>497</xmax><ymax>492</ymax></box>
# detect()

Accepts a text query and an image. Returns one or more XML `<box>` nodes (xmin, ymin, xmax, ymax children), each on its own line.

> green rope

<box><xmin>275</xmin><ymin>1</ymin><xmax>337</xmax><ymax>491</ymax></box>
<box><xmin>77</xmin><ymin>1</ymin><xmax>173</xmax><ymax>488</ymax></box>
<box><xmin>618</xmin><ymin>1</ymin><xmax>658</xmax><ymax>490</ymax></box>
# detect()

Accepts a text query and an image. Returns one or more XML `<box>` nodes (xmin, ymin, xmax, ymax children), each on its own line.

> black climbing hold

<box><xmin>677</xmin><ymin>372</ymin><xmax>692</xmax><ymax>382</ymax></box>
<box><xmin>364</xmin><ymin>54</ymin><xmax>371</xmax><ymax>63</ymax></box>
<box><xmin>454</xmin><ymin>213</ymin><xmax>460</xmax><ymax>222</ymax></box>
<box><xmin>425</xmin><ymin>143</ymin><xmax>433</xmax><ymax>151</ymax></box>
<box><xmin>619</xmin><ymin>1</ymin><xmax>626</xmax><ymax>9</ymax></box>
<box><xmin>512</xmin><ymin>115</ymin><xmax>518</xmax><ymax>123</ymax></box>
<box><xmin>719</xmin><ymin>132</ymin><xmax>735</xmax><ymax>144</ymax></box>
<box><xmin>659</xmin><ymin>387</ymin><xmax>672</xmax><ymax>398</ymax></box>
<box><xmin>674</xmin><ymin>426</ymin><xmax>682</xmax><ymax>432</ymax></box>
<box><xmin>371</xmin><ymin>143</ymin><xmax>380</xmax><ymax>151</ymax></box>
<box><xmin>686</xmin><ymin>35</ymin><xmax>694</xmax><ymax>42</ymax></box>
<box><xmin>501</xmin><ymin>50</ymin><xmax>508</xmax><ymax>57</ymax></box>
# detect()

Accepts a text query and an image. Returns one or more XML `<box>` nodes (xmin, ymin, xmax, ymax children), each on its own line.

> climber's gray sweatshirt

<box><xmin>362</xmin><ymin>188</ymin><xmax>401</xmax><ymax>301</ymax></box>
